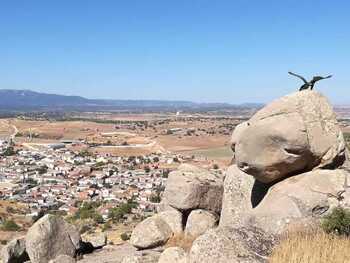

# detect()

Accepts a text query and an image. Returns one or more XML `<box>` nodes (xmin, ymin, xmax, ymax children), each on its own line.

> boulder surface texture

<box><xmin>163</xmin><ymin>164</ymin><xmax>224</xmax><ymax>213</ymax></box>
<box><xmin>234</xmin><ymin>90</ymin><xmax>346</xmax><ymax>183</ymax></box>
<box><xmin>130</xmin><ymin>215</ymin><xmax>172</xmax><ymax>249</ymax></box>
<box><xmin>26</xmin><ymin>214</ymin><xmax>81</xmax><ymax>263</ymax></box>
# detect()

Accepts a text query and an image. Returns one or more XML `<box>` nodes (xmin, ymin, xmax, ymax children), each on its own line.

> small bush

<box><xmin>93</xmin><ymin>213</ymin><xmax>104</xmax><ymax>224</ymax></box>
<box><xmin>120</xmin><ymin>232</ymin><xmax>130</xmax><ymax>241</ymax></box>
<box><xmin>0</xmin><ymin>240</ymin><xmax>7</xmax><ymax>245</ymax></box>
<box><xmin>321</xmin><ymin>207</ymin><xmax>350</xmax><ymax>236</ymax></box>
<box><xmin>102</xmin><ymin>221</ymin><xmax>112</xmax><ymax>232</ymax></box>
<box><xmin>149</xmin><ymin>193</ymin><xmax>161</xmax><ymax>203</ymax></box>
<box><xmin>1</xmin><ymin>219</ymin><xmax>20</xmax><ymax>231</ymax></box>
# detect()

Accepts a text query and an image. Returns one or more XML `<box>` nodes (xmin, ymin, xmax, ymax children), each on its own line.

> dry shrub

<box><xmin>269</xmin><ymin>227</ymin><xmax>350</xmax><ymax>263</ymax></box>
<box><xmin>165</xmin><ymin>233</ymin><xmax>197</xmax><ymax>252</ymax></box>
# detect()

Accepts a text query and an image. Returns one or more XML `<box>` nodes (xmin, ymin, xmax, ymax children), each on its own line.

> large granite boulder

<box><xmin>49</xmin><ymin>254</ymin><xmax>76</xmax><ymax>263</ymax></box>
<box><xmin>230</xmin><ymin>121</ymin><xmax>250</xmax><ymax>153</ymax></box>
<box><xmin>1</xmin><ymin>236</ymin><xmax>29</xmax><ymax>263</ymax></box>
<box><xmin>219</xmin><ymin>165</ymin><xmax>256</xmax><ymax>228</ymax></box>
<box><xmin>247</xmin><ymin>169</ymin><xmax>349</xmax><ymax>234</ymax></box>
<box><xmin>156</xmin><ymin>200</ymin><xmax>178</xmax><ymax>213</ymax></box>
<box><xmin>188</xmin><ymin>226</ymin><xmax>276</xmax><ymax>263</ymax></box>
<box><xmin>26</xmin><ymin>215</ymin><xmax>81</xmax><ymax>263</ymax></box>
<box><xmin>158</xmin><ymin>247</ymin><xmax>187</xmax><ymax>263</ymax></box>
<box><xmin>234</xmin><ymin>90</ymin><xmax>346</xmax><ymax>183</ymax></box>
<box><xmin>163</xmin><ymin>164</ymin><xmax>224</xmax><ymax>214</ymax></box>
<box><xmin>158</xmin><ymin>210</ymin><xmax>183</xmax><ymax>235</ymax></box>
<box><xmin>82</xmin><ymin>232</ymin><xmax>107</xmax><ymax>248</ymax></box>
<box><xmin>121</xmin><ymin>250</ymin><xmax>161</xmax><ymax>263</ymax></box>
<box><xmin>185</xmin><ymin>210</ymin><xmax>217</xmax><ymax>239</ymax></box>
<box><xmin>130</xmin><ymin>215</ymin><xmax>172</xmax><ymax>249</ymax></box>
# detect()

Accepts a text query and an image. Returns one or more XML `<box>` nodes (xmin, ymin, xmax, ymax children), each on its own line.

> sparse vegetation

<box><xmin>1</xmin><ymin>219</ymin><xmax>20</xmax><ymax>231</ymax></box>
<box><xmin>74</xmin><ymin>201</ymin><xmax>104</xmax><ymax>224</ymax></box>
<box><xmin>108</xmin><ymin>200</ymin><xmax>138</xmax><ymax>223</ymax></box>
<box><xmin>321</xmin><ymin>207</ymin><xmax>350</xmax><ymax>236</ymax></box>
<box><xmin>2</xmin><ymin>146</ymin><xmax>15</xmax><ymax>156</ymax></box>
<box><xmin>165</xmin><ymin>233</ymin><xmax>196</xmax><ymax>252</ymax></box>
<box><xmin>120</xmin><ymin>232</ymin><xmax>131</xmax><ymax>241</ymax></box>
<box><xmin>149</xmin><ymin>192</ymin><xmax>161</xmax><ymax>203</ymax></box>
<box><xmin>102</xmin><ymin>221</ymin><xmax>112</xmax><ymax>232</ymax></box>
<box><xmin>270</xmin><ymin>227</ymin><xmax>350</xmax><ymax>263</ymax></box>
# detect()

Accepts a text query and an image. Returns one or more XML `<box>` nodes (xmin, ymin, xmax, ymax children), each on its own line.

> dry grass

<box><xmin>269</xmin><ymin>228</ymin><xmax>350</xmax><ymax>263</ymax></box>
<box><xmin>165</xmin><ymin>233</ymin><xmax>197</xmax><ymax>252</ymax></box>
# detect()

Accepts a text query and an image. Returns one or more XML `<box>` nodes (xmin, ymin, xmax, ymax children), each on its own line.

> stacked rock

<box><xmin>189</xmin><ymin>90</ymin><xmax>350</xmax><ymax>263</ymax></box>
<box><xmin>129</xmin><ymin>164</ymin><xmax>224</xmax><ymax>261</ymax></box>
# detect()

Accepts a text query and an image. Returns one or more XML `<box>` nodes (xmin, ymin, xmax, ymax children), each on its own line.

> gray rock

<box><xmin>188</xmin><ymin>226</ymin><xmax>276</xmax><ymax>263</ymax></box>
<box><xmin>49</xmin><ymin>255</ymin><xmax>76</xmax><ymax>263</ymax></box>
<box><xmin>1</xmin><ymin>236</ymin><xmax>29</xmax><ymax>263</ymax></box>
<box><xmin>230</xmin><ymin>121</ymin><xmax>250</xmax><ymax>153</ymax></box>
<box><xmin>156</xmin><ymin>200</ymin><xmax>178</xmax><ymax>213</ymax></box>
<box><xmin>219</xmin><ymin>165</ymin><xmax>256</xmax><ymax>228</ymax></box>
<box><xmin>235</xmin><ymin>90</ymin><xmax>346</xmax><ymax>183</ymax></box>
<box><xmin>121</xmin><ymin>250</ymin><xmax>161</xmax><ymax>263</ymax></box>
<box><xmin>158</xmin><ymin>210</ymin><xmax>183</xmax><ymax>235</ymax></box>
<box><xmin>82</xmin><ymin>233</ymin><xmax>107</xmax><ymax>248</ymax></box>
<box><xmin>185</xmin><ymin>210</ymin><xmax>217</xmax><ymax>239</ymax></box>
<box><xmin>247</xmin><ymin>168</ymin><xmax>349</xmax><ymax>234</ymax></box>
<box><xmin>130</xmin><ymin>215</ymin><xmax>172</xmax><ymax>249</ymax></box>
<box><xmin>158</xmin><ymin>247</ymin><xmax>187</xmax><ymax>263</ymax></box>
<box><xmin>25</xmin><ymin>214</ymin><xmax>81</xmax><ymax>263</ymax></box>
<box><xmin>78</xmin><ymin>243</ymin><xmax>136</xmax><ymax>263</ymax></box>
<box><xmin>163</xmin><ymin>164</ymin><xmax>224</xmax><ymax>214</ymax></box>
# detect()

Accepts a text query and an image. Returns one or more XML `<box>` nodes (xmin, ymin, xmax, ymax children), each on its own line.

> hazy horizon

<box><xmin>1</xmin><ymin>1</ymin><xmax>349</xmax><ymax>104</ymax></box>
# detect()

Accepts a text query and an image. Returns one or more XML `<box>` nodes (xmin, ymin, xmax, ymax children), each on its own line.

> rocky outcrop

<box><xmin>246</xmin><ymin>169</ymin><xmax>349</xmax><ymax>234</ymax></box>
<box><xmin>188</xmin><ymin>226</ymin><xmax>276</xmax><ymax>263</ymax></box>
<box><xmin>185</xmin><ymin>210</ymin><xmax>217</xmax><ymax>239</ymax></box>
<box><xmin>26</xmin><ymin>214</ymin><xmax>81</xmax><ymax>263</ymax></box>
<box><xmin>121</xmin><ymin>249</ymin><xmax>161</xmax><ymax>263</ymax></box>
<box><xmin>49</xmin><ymin>254</ymin><xmax>76</xmax><ymax>263</ymax></box>
<box><xmin>82</xmin><ymin>233</ymin><xmax>107</xmax><ymax>249</ymax></box>
<box><xmin>192</xmin><ymin>90</ymin><xmax>350</xmax><ymax>261</ymax></box>
<box><xmin>234</xmin><ymin>90</ymin><xmax>346</xmax><ymax>183</ymax></box>
<box><xmin>130</xmin><ymin>215</ymin><xmax>173</xmax><ymax>249</ymax></box>
<box><xmin>156</xmin><ymin>200</ymin><xmax>178</xmax><ymax>213</ymax></box>
<box><xmin>158</xmin><ymin>247</ymin><xmax>187</xmax><ymax>263</ymax></box>
<box><xmin>230</xmin><ymin>121</ymin><xmax>250</xmax><ymax>154</ymax></box>
<box><xmin>1</xmin><ymin>236</ymin><xmax>29</xmax><ymax>263</ymax></box>
<box><xmin>130</xmin><ymin>164</ymin><xmax>224</xmax><ymax>252</ymax></box>
<box><xmin>158</xmin><ymin>210</ymin><xmax>183</xmax><ymax>235</ymax></box>
<box><xmin>219</xmin><ymin>165</ymin><xmax>255</xmax><ymax>228</ymax></box>
<box><xmin>163</xmin><ymin>164</ymin><xmax>224</xmax><ymax>214</ymax></box>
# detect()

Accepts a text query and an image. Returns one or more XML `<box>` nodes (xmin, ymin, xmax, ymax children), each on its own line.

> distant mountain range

<box><xmin>0</xmin><ymin>89</ymin><xmax>264</xmax><ymax>111</ymax></box>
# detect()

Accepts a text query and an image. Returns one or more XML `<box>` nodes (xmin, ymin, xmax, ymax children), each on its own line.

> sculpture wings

<box><xmin>288</xmin><ymin>72</ymin><xmax>332</xmax><ymax>91</ymax></box>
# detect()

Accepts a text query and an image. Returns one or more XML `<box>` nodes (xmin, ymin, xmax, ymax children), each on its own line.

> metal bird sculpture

<box><xmin>288</xmin><ymin>72</ymin><xmax>332</xmax><ymax>91</ymax></box>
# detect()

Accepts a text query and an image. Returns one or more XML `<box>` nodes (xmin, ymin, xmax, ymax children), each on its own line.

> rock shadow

<box><xmin>251</xmin><ymin>180</ymin><xmax>271</xmax><ymax>208</ymax></box>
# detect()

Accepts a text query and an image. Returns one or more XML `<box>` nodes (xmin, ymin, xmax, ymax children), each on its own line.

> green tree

<box><xmin>108</xmin><ymin>200</ymin><xmax>138</xmax><ymax>222</ymax></box>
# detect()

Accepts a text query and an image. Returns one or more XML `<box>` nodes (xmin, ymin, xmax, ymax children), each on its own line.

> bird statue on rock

<box><xmin>288</xmin><ymin>71</ymin><xmax>332</xmax><ymax>91</ymax></box>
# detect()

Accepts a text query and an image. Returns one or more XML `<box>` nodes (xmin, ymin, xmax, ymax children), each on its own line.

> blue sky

<box><xmin>0</xmin><ymin>1</ymin><xmax>349</xmax><ymax>104</ymax></box>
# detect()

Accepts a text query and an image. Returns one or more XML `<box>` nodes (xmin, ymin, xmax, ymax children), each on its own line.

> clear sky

<box><xmin>0</xmin><ymin>1</ymin><xmax>349</xmax><ymax>104</ymax></box>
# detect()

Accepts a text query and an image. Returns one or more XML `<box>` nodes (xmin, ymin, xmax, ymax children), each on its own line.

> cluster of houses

<box><xmin>0</xmin><ymin>143</ymin><xmax>184</xmax><ymax>221</ymax></box>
